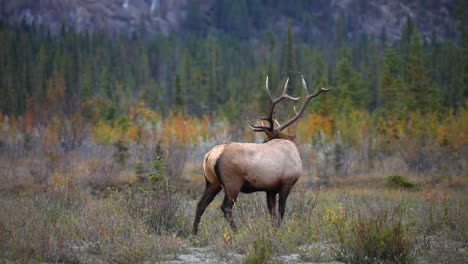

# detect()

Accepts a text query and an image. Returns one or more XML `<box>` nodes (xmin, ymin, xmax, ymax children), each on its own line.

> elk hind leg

<box><xmin>221</xmin><ymin>190</ymin><xmax>239</xmax><ymax>232</ymax></box>
<box><xmin>192</xmin><ymin>181</ymin><xmax>222</xmax><ymax>235</ymax></box>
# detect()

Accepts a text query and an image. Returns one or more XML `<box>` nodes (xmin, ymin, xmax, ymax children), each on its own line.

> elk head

<box><xmin>249</xmin><ymin>75</ymin><xmax>331</xmax><ymax>142</ymax></box>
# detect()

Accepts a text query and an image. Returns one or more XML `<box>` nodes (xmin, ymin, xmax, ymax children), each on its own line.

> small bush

<box><xmin>385</xmin><ymin>174</ymin><xmax>416</xmax><ymax>189</ymax></box>
<box><xmin>126</xmin><ymin>187</ymin><xmax>190</xmax><ymax>237</ymax></box>
<box><xmin>333</xmin><ymin>209</ymin><xmax>414</xmax><ymax>264</ymax></box>
<box><xmin>242</xmin><ymin>236</ymin><xmax>275</xmax><ymax>264</ymax></box>
<box><xmin>113</xmin><ymin>139</ymin><xmax>130</xmax><ymax>168</ymax></box>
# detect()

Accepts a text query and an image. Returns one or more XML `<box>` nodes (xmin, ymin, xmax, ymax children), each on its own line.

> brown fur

<box><xmin>192</xmin><ymin>134</ymin><xmax>302</xmax><ymax>235</ymax></box>
<box><xmin>192</xmin><ymin>76</ymin><xmax>330</xmax><ymax>235</ymax></box>
<box><xmin>264</xmin><ymin>130</ymin><xmax>296</xmax><ymax>142</ymax></box>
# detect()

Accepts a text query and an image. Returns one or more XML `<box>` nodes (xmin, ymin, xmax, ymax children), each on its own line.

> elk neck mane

<box><xmin>264</xmin><ymin>130</ymin><xmax>296</xmax><ymax>142</ymax></box>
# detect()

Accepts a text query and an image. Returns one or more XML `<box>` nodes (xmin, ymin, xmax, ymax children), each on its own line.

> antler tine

<box><xmin>280</xmin><ymin>78</ymin><xmax>300</xmax><ymax>101</ymax></box>
<box><xmin>248</xmin><ymin>120</ymin><xmax>271</xmax><ymax>130</ymax></box>
<box><xmin>307</xmin><ymin>85</ymin><xmax>332</xmax><ymax>100</ymax></box>
<box><xmin>301</xmin><ymin>75</ymin><xmax>311</xmax><ymax>96</ymax></box>
<box><xmin>249</xmin><ymin>76</ymin><xmax>305</xmax><ymax>132</ymax></box>
<box><xmin>265</xmin><ymin>77</ymin><xmax>300</xmax><ymax>104</ymax></box>
<box><xmin>265</xmin><ymin>76</ymin><xmax>273</xmax><ymax>102</ymax></box>
<box><xmin>248</xmin><ymin>121</ymin><xmax>271</xmax><ymax>132</ymax></box>
<box><xmin>276</xmin><ymin>75</ymin><xmax>332</xmax><ymax>131</ymax></box>
<box><xmin>274</xmin><ymin>119</ymin><xmax>281</xmax><ymax>127</ymax></box>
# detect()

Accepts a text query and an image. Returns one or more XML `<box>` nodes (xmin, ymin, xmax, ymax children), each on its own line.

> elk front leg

<box><xmin>278</xmin><ymin>185</ymin><xmax>292</xmax><ymax>226</ymax></box>
<box><xmin>266</xmin><ymin>191</ymin><xmax>278</xmax><ymax>226</ymax></box>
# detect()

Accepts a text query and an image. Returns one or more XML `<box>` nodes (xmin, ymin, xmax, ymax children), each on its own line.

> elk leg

<box><xmin>221</xmin><ymin>193</ymin><xmax>238</xmax><ymax>232</ymax></box>
<box><xmin>266</xmin><ymin>191</ymin><xmax>278</xmax><ymax>226</ymax></box>
<box><xmin>192</xmin><ymin>182</ymin><xmax>222</xmax><ymax>235</ymax></box>
<box><xmin>278</xmin><ymin>185</ymin><xmax>292</xmax><ymax>225</ymax></box>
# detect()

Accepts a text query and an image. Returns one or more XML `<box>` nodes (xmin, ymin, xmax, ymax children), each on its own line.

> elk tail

<box><xmin>203</xmin><ymin>146</ymin><xmax>224</xmax><ymax>186</ymax></box>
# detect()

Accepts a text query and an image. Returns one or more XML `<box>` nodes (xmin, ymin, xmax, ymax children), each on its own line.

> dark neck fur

<box><xmin>263</xmin><ymin>130</ymin><xmax>296</xmax><ymax>143</ymax></box>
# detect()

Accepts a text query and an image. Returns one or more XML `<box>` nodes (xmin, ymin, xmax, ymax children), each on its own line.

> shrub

<box><xmin>134</xmin><ymin>161</ymin><xmax>147</xmax><ymax>182</ymax></box>
<box><xmin>126</xmin><ymin>187</ymin><xmax>190</xmax><ymax>237</ymax></box>
<box><xmin>385</xmin><ymin>174</ymin><xmax>416</xmax><ymax>189</ymax></box>
<box><xmin>333</xmin><ymin>209</ymin><xmax>414</xmax><ymax>264</ymax></box>
<box><xmin>82</xmin><ymin>157</ymin><xmax>115</xmax><ymax>190</ymax></box>
<box><xmin>113</xmin><ymin>139</ymin><xmax>130</xmax><ymax>168</ymax></box>
<box><xmin>242</xmin><ymin>236</ymin><xmax>274</xmax><ymax>264</ymax></box>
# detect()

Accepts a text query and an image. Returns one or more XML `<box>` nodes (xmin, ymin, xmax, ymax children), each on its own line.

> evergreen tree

<box><xmin>379</xmin><ymin>26</ymin><xmax>387</xmax><ymax>47</ymax></box>
<box><xmin>249</xmin><ymin>0</ymin><xmax>264</xmax><ymax>29</ymax></box>
<box><xmin>185</xmin><ymin>0</ymin><xmax>204</xmax><ymax>36</ymax></box>
<box><xmin>405</xmin><ymin>34</ymin><xmax>433</xmax><ymax>113</ymax></box>
<box><xmin>333</xmin><ymin>48</ymin><xmax>366</xmax><ymax>110</ymax></box>
<box><xmin>206</xmin><ymin>37</ymin><xmax>223</xmax><ymax>110</ymax></box>
<box><xmin>366</xmin><ymin>35</ymin><xmax>381</xmax><ymax>111</ymax></box>
<box><xmin>282</xmin><ymin>20</ymin><xmax>298</xmax><ymax>95</ymax></box>
<box><xmin>0</xmin><ymin>9</ymin><xmax>464</xmax><ymax>119</ymax></box>
<box><xmin>173</xmin><ymin>73</ymin><xmax>185</xmax><ymax>111</ymax></box>
<box><xmin>148</xmin><ymin>141</ymin><xmax>167</xmax><ymax>185</ymax></box>
<box><xmin>401</xmin><ymin>15</ymin><xmax>417</xmax><ymax>82</ymax></box>
<box><xmin>381</xmin><ymin>46</ymin><xmax>403</xmax><ymax>115</ymax></box>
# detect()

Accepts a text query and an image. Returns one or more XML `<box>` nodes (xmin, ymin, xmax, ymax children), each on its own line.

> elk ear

<box><xmin>289</xmin><ymin>135</ymin><xmax>296</xmax><ymax>141</ymax></box>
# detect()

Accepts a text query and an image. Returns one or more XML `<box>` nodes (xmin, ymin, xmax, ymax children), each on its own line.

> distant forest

<box><xmin>0</xmin><ymin>5</ymin><xmax>466</xmax><ymax>122</ymax></box>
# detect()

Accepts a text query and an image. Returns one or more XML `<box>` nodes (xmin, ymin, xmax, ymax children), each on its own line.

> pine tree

<box><xmin>206</xmin><ymin>37</ymin><xmax>222</xmax><ymax>110</ymax></box>
<box><xmin>380</xmin><ymin>26</ymin><xmax>387</xmax><ymax>47</ymax></box>
<box><xmin>405</xmin><ymin>34</ymin><xmax>433</xmax><ymax>113</ymax></box>
<box><xmin>249</xmin><ymin>0</ymin><xmax>264</xmax><ymax>28</ymax></box>
<box><xmin>148</xmin><ymin>141</ymin><xmax>167</xmax><ymax>185</ymax></box>
<box><xmin>173</xmin><ymin>73</ymin><xmax>185</xmax><ymax>111</ymax></box>
<box><xmin>381</xmin><ymin>46</ymin><xmax>403</xmax><ymax>116</ymax></box>
<box><xmin>366</xmin><ymin>35</ymin><xmax>381</xmax><ymax>111</ymax></box>
<box><xmin>401</xmin><ymin>15</ymin><xmax>416</xmax><ymax>82</ymax></box>
<box><xmin>283</xmin><ymin>20</ymin><xmax>297</xmax><ymax>95</ymax></box>
<box><xmin>333</xmin><ymin>48</ymin><xmax>366</xmax><ymax>110</ymax></box>
<box><xmin>186</xmin><ymin>0</ymin><xmax>204</xmax><ymax>36</ymax></box>
<box><xmin>234</xmin><ymin>0</ymin><xmax>249</xmax><ymax>39</ymax></box>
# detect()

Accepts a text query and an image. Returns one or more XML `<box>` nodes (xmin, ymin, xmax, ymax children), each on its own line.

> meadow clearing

<box><xmin>0</xmin><ymin>109</ymin><xmax>466</xmax><ymax>263</ymax></box>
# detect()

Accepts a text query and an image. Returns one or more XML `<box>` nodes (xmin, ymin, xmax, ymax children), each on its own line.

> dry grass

<box><xmin>0</xmin><ymin>133</ymin><xmax>466</xmax><ymax>263</ymax></box>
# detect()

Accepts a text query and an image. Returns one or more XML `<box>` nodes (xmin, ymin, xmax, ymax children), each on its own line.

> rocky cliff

<box><xmin>0</xmin><ymin>0</ymin><xmax>461</xmax><ymax>41</ymax></box>
<box><xmin>0</xmin><ymin>0</ymin><xmax>192</xmax><ymax>35</ymax></box>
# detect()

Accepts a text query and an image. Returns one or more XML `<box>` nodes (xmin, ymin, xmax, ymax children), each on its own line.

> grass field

<box><xmin>0</xmin><ymin>153</ymin><xmax>466</xmax><ymax>263</ymax></box>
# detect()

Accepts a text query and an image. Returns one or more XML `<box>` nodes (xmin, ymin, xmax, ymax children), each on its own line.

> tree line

<box><xmin>0</xmin><ymin>14</ymin><xmax>466</xmax><ymax>123</ymax></box>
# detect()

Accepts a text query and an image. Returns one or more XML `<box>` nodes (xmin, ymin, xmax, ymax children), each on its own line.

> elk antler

<box><xmin>275</xmin><ymin>75</ymin><xmax>331</xmax><ymax>131</ymax></box>
<box><xmin>249</xmin><ymin>76</ymin><xmax>299</xmax><ymax>132</ymax></box>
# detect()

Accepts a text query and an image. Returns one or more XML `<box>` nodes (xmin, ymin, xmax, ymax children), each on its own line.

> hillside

<box><xmin>0</xmin><ymin>0</ymin><xmax>462</xmax><ymax>42</ymax></box>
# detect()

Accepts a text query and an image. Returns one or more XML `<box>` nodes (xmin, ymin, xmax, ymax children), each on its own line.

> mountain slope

<box><xmin>0</xmin><ymin>0</ymin><xmax>462</xmax><ymax>42</ymax></box>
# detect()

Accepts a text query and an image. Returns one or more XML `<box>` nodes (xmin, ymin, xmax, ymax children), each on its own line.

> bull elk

<box><xmin>192</xmin><ymin>75</ymin><xmax>331</xmax><ymax>235</ymax></box>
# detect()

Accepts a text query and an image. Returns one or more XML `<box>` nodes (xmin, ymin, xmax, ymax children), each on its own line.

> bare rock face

<box><xmin>0</xmin><ymin>0</ymin><xmax>189</xmax><ymax>35</ymax></box>
<box><xmin>327</xmin><ymin>0</ymin><xmax>459</xmax><ymax>42</ymax></box>
<box><xmin>0</xmin><ymin>0</ymin><xmax>459</xmax><ymax>41</ymax></box>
